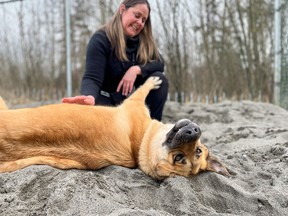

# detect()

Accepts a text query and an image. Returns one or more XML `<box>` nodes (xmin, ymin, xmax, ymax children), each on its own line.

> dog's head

<box><xmin>162</xmin><ymin>119</ymin><xmax>230</xmax><ymax>177</ymax></box>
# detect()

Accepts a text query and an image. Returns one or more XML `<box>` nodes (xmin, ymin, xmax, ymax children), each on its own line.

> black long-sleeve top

<box><xmin>80</xmin><ymin>29</ymin><xmax>164</xmax><ymax>103</ymax></box>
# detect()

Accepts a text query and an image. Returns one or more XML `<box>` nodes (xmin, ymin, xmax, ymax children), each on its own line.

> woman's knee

<box><xmin>145</xmin><ymin>72</ymin><xmax>168</xmax><ymax>121</ymax></box>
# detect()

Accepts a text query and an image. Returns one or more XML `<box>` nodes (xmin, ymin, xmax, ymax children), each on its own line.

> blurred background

<box><xmin>0</xmin><ymin>0</ymin><xmax>287</xmax><ymax>109</ymax></box>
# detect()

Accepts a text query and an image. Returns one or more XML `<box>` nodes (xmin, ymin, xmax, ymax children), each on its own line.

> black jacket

<box><xmin>80</xmin><ymin>29</ymin><xmax>164</xmax><ymax>103</ymax></box>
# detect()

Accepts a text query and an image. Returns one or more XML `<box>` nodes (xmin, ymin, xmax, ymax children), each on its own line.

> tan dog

<box><xmin>0</xmin><ymin>77</ymin><xmax>229</xmax><ymax>180</ymax></box>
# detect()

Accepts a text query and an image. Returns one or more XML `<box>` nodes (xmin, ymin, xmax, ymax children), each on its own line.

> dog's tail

<box><xmin>0</xmin><ymin>97</ymin><xmax>8</xmax><ymax>110</ymax></box>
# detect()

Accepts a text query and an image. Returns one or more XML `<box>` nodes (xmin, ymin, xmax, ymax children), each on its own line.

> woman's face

<box><xmin>120</xmin><ymin>3</ymin><xmax>149</xmax><ymax>37</ymax></box>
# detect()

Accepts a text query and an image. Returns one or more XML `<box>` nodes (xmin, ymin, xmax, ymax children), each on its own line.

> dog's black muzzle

<box><xmin>163</xmin><ymin>119</ymin><xmax>201</xmax><ymax>149</ymax></box>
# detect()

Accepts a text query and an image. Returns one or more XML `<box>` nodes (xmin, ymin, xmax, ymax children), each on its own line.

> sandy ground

<box><xmin>1</xmin><ymin>100</ymin><xmax>288</xmax><ymax>215</ymax></box>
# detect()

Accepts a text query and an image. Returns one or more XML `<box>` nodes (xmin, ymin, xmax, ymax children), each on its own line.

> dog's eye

<box><xmin>196</xmin><ymin>147</ymin><xmax>202</xmax><ymax>155</ymax></box>
<box><xmin>173</xmin><ymin>154</ymin><xmax>185</xmax><ymax>164</ymax></box>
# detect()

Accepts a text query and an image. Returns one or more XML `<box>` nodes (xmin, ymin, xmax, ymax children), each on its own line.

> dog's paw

<box><xmin>146</xmin><ymin>76</ymin><xmax>162</xmax><ymax>90</ymax></box>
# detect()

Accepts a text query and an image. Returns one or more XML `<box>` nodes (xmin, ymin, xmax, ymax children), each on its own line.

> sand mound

<box><xmin>1</xmin><ymin>101</ymin><xmax>288</xmax><ymax>215</ymax></box>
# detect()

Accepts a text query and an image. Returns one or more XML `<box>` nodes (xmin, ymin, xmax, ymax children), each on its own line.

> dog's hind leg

<box><xmin>0</xmin><ymin>156</ymin><xmax>86</xmax><ymax>173</ymax></box>
<box><xmin>126</xmin><ymin>76</ymin><xmax>162</xmax><ymax>103</ymax></box>
<box><xmin>0</xmin><ymin>97</ymin><xmax>8</xmax><ymax>110</ymax></box>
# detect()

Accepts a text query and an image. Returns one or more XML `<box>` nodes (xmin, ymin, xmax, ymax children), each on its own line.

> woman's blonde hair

<box><xmin>103</xmin><ymin>0</ymin><xmax>160</xmax><ymax>65</ymax></box>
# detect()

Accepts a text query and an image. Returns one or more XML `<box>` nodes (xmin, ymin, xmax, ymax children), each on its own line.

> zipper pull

<box><xmin>132</xmin><ymin>53</ymin><xmax>136</xmax><ymax>65</ymax></box>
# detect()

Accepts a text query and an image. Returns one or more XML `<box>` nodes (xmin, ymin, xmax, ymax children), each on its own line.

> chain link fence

<box><xmin>280</xmin><ymin>1</ymin><xmax>288</xmax><ymax>109</ymax></box>
<box><xmin>0</xmin><ymin>0</ymin><xmax>287</xmax><ymax>108</ymax></box>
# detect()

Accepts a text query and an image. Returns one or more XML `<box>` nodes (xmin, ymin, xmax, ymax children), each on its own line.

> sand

<box><xmin>1</xmin><ymin>100</ymin><xmax>288</xmax><ymax>215</ymax></box>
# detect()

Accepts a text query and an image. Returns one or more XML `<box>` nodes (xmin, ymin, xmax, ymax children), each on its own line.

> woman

<box><xmin>62</xmin><ymin>0</ymin><xmax>168</xmax><ymax>121</ymax></box>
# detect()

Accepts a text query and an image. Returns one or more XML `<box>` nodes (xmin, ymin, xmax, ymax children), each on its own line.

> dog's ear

<box><xmin>206</xmin><ymin>155</ymin><xmax>230</xmax><ymax>176</ymax></box>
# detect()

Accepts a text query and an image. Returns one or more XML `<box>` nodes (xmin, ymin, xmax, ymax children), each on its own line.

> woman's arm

<box><xmin>80</xmin><ymin>31</ymin><xmax>110</xmax><ymax>103</ymax></box>
<box><xmin>62</xmin><ymin>31</ymin><xmax>110</xmax><ymax>105</ymax></box>
<box><xmin>117</xmin><ymin>54</ymin><xmax>165</xmax><ymax>96</ymax></box>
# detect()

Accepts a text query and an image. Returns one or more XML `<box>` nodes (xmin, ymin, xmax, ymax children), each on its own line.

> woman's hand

<box><xmin>117</xmin><ymin>66</ymin><xmax>141</xmax><ymax>96</ymax></box>
<box><xmin>62</xmin><ymin>95</ymin><xmax>95</xmax><ymax>105</ymax></box>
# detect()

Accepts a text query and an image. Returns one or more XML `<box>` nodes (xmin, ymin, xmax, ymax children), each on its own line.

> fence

<box><xmin>280</xmin><ymin>1</ymin><xmax>288</xmax><ymax>110</ymax></box>
<box><xmin>2</xmin><ymin>86</ymin><xmax>270</xmax><ymax>107</ymax></box>
<box><xmin>0</xmin><ymin>88</ymin><xmax>66</xmax><ymax>106</ymax></box>
<box><xmin>167</xmin><ymin>91</ymin><xmax>269</xmax><ymax>104</ymax></box>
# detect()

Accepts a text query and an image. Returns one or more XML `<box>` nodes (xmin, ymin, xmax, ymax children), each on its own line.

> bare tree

<box><xmin>0</xmin><ymin>0</ymin><xmax>277</xmax><ymax>104</ymax></box>
<box><xmin>155</xmin><ymin>0</ymin><xmax>192</xmax><ymax>101</ymax></box>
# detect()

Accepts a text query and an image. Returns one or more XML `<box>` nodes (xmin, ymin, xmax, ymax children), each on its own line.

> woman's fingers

<box><xmin>62</xmin><ymin>95</ymin><xmax>95</xmax><ymax>105</ymax></box>
<box><xmin>84</xmin><ymin>95</ymin><xmax>95</xmax><ymax>105</ymax></box>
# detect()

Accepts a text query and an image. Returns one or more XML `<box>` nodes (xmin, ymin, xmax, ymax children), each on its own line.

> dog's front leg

<box><xmin>126</xmin><ymin>77</ymin><xmax>162</xmax><ymax>103</ymax></box>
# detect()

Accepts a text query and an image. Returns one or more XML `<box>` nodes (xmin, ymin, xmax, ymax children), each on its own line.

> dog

<box><xmin>0</xmin><ymin>77</ymin><xmax>229</xmax><ymax>180</ymax></box>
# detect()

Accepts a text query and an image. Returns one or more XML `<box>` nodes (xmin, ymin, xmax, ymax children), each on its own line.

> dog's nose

<box><xmin>183</xmin><ymin>123</ymin><xmax>201</xmax><ymax>140</ymax></box>
<box><xmin>163</xmin><ymin>120</ymin><xmax>202</xmax><ymax>149</ymax></box>
<box><xmin>185</xmin><ymin>126</ymin><xmax>200</xmax><ymax>134</ymax></box>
